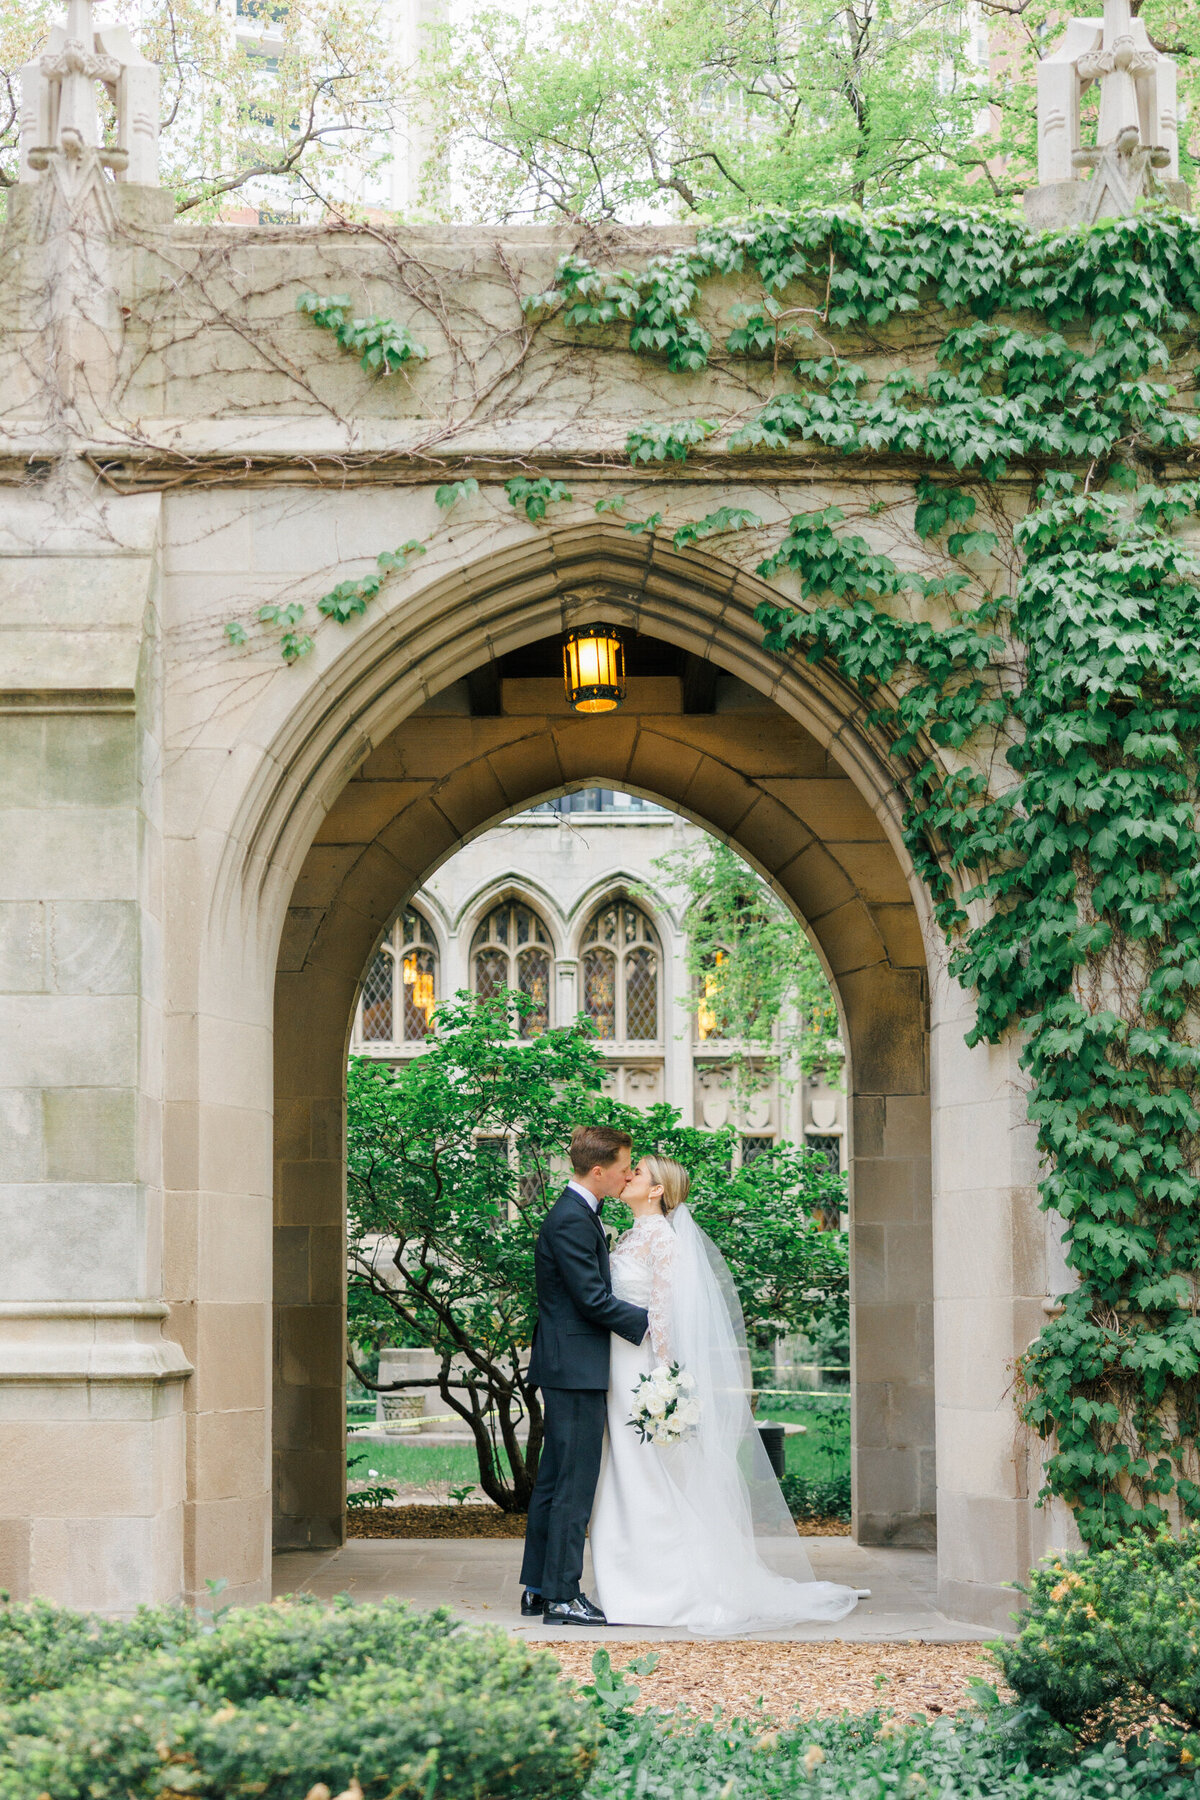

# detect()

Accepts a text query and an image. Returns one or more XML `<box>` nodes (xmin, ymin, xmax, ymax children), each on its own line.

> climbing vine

<box><xmin>230</xmin><ymin>206</ymin><xmax>1200</xmax><ymax>1545</ymax></box>
<box><xmin>527</xmin><ymin>206</ymin><xmax>1200</xmax><ymax>1545</ymax></box>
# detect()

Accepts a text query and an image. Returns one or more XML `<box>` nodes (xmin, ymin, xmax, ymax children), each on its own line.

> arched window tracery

<box><xmin>696</xmin><ymin>947</ymin><xmax>729</xmax><ymax>1041</ymax></box>
<box><xmin>356</xmin><ymin>909</ymin><xmax>439</xmax><ymax>1047</ymax></box>
<box><xmin>470</xmin><ymin>900</ymin><xmax>554</xmax><ymax>1036</ymax></box>
<box><xmin>581</xmin><ymin>900</ymin><xmax>660</xmax><ymax>1043</ymax></box>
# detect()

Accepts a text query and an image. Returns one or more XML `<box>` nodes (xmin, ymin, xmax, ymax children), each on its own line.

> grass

<box><xmin>761</xmin><ymin>1395</ymin><xmax>850</xmax><ymax>1487</ymax></box>
<box><xmin>350</xmin><ymin>1397</ymin><xmax>850</xmax><ymax>1495</ymax></box>
<box><xmin>349</xmin><ymin>1440</ymin><xmax>505</xmax><ymax>1489</ymax></box>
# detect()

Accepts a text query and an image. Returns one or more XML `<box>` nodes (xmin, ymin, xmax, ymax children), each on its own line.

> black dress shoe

<box><xmin>542</xmin><ymin>1593</ymin><xmax>608</xmax><ymax>1626</ymax></box>
<box><xmin>520</xmin><ymin>1588</ymin><xmax>543</xmax><ymax>1616</ymax></box>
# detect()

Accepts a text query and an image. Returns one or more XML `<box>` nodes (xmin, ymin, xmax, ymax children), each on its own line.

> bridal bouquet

<box><xmin>629</xmin><ymin>1361</ymin><xmax>701</xmax><ymax>1445</ymax></box>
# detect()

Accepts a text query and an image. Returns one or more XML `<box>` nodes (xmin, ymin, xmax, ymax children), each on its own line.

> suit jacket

<box><xmin>526</xmin><ymin>1187</ymin><xmax>649</xmax><ymax>1390</ymax></box>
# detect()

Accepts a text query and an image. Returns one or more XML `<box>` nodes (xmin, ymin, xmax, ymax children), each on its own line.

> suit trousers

<box><xmin>520</xmin><ymin>1386</ymin><xmax>607</xmax><ymax>1602</ymax></box>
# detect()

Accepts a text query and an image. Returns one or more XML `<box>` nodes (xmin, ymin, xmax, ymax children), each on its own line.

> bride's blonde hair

<box><xmin>641</xmin><ymin>1155</ymin><xmax>690</xmax><ymax>1215</ymax></box>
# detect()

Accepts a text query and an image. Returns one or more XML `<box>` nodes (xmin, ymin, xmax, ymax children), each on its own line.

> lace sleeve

<box><xmin>647</xmin><ymin>1222</ymin><xmax>676</xmax><ymax>1363</ymax></box>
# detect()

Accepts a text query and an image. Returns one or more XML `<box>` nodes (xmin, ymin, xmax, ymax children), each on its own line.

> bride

<box><xmin>588</xmin><ymin>1155</ymin><xmax>862</xmax><ymax>1634</ymax></box>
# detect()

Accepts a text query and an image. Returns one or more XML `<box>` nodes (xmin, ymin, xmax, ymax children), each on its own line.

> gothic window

<box><xmin>518</xmin><ymin>947</ymin><xmax>551</xmax><ymax>1036</ymax></box>
<box><xmin>625</xmin><ymin>946</ymin><xmax>658</xmax><ymax>1041</ymax></box>
<box><xmin>807</xmin><ymin>1133</ymin><xmax>842</xmax><ymax>1175</ymax></box>
<box><xmin>471</xmin><ymin>900</ymin><xmax>554</xmax><ymax>1035</ymax></box>
<box><xmin>581</xmin><ymin>901</ymin><xmax>660</xmax><ymax>1042</ymax></box>
<box><xmin>360</xmin><ymin>951</ymin><xmax>393</xmax><ymax>1042</ymax></box>
<box><xmin>696</xmin><ymin>948</ymin><xmax>729</xmax><ymax>1041</ymax></box>
<box><xmin>356</xmin><ymin>909</ymin><xmax>438</xmax><ymax>1046</ymax></box>
<box><xmin>740</xmin><ymin>1134</ymin><xmax>774</xmax><ymax>1167</ymax></box>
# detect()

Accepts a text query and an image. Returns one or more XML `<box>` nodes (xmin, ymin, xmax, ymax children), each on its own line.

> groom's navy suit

<box><xmin>521</xmin><ymin>1185</ymin><xmax>649</xmax><ymax>1603</ymax></box>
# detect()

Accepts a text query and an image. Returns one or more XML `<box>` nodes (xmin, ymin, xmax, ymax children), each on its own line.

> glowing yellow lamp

<box><xmin>403</xmin><ymin>955</ymin><xmax>436</xmax><ymax>1024</ymax></box>
<box><xmin>563</xmin><ymin>623</ymin><xmax>629</xmax><ymax>714</ymax></box>
<box><xmin>697</xmin><ymin>950</ymin><xmax>726</xmax><ymax>1041</ymax></box>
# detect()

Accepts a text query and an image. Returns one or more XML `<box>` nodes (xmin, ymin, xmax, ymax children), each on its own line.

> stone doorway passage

<box><xmin>272</xmin><ymin>625</ymin><xmax>936</xmax><ymax>1577</ymax></box>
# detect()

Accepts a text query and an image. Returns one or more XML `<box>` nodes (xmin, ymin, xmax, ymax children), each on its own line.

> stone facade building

<box><xmin>1</xmin><ymin>0</ymin><xmax>1132</xmax><ymax>1632</ymax></box>
<box><xmin>349</xmin><ymin>789</ymin><xmax>847</xmax><ymax>1166</ymax></box>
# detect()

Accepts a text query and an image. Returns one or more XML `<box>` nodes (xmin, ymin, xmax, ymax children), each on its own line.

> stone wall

<box><xmin>0</xmin><ymin>201</ymin><xmax>1063</xmax><ymax>1625</ymax></box>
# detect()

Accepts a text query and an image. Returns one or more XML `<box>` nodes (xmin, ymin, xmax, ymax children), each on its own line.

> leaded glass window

<box><xmin>697</xmin><ymin>948</ymin><xmax>729</xmax><ymax>1041</ymax></box>
<box><xmin>360</xmin><ymin>950</ymin><xmax>393</xmax><ymax>1042</ymax></box>
<box><xmin>475</xmin><ymin>948</ymin><xmax>508</xmax><ymax>1001</ymax></box>
<box><xmin>471</xmin><ymin>900</ymin><xmax>555</xmax><ymax>1020</ymax></box>
<box><xmin>740</xmin><ymin>1134</ymin><xmax>774</xmax><ymax>1166</ymax></box>
<box><xmin>402</xmin><ymin>947</ymin><xmax>436</xmax><ymax>1039</ymax></box>
<box><xmin>518</xmin><ymin>947</ymin><xmax>551</xmax><ymax>1037</ymax></box>
<box><xmin>625</xmin><ymin>945</ymin><xmax>658</xmax><ymax>1041</ymax></box>
<box><xmin>355</xmin><ymin>908</ymin><xmax>438</xmax><ymax>1046</ymax></box>
<box><xmin>808</xmin><ymin>1133</ymin><xmax>842</xmax><ymax>1174</ymax></box>
<box><xmin>582</xmin><ymin>947</ymin><xmax>616</xmax><ymax>1038</ymax></box>
<box><xmin>581</xmin><ymin>900</ymin><xmax>660</xmax><ymax>1042</ymax></box>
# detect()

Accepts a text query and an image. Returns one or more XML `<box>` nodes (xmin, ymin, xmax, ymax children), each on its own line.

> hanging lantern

<box><xmin>562</xmin><ymin>623</ymin><xmax>629</xmax><ymax>714</ymax></box>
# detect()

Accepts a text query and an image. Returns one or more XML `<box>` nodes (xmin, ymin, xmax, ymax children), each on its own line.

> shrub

<box><xmin>779</xmin><ymin>1470</ymin><xmax>851</xmax><ymax>1522</ymax></box>
<box><xmin>578</xmin><ymin>1648</ymin><xmax>1200</xmax><ymax>1797</ymax></box>
<box><xmin>991</xmin><ymin>1527</ymin><xmax>1200</xmax><ymax>1756</ymax></box>
<box><xmin>0</xmin><ymin>1596</ymin><xmax>597</xmax><ymax>1800</ymax></box>
<box><xmin>583</xmin><ymin>1703</ymin><xmax>1200</xmax><ymax>1798</ymax></box>
<box><xmin>0</xmin><ymin>1594</ymin><xmax>198</xmax><ymax>1702</ymax></box>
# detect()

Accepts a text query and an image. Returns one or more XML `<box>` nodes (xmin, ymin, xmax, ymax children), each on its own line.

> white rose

<box><xmin>677</xmin><ymin>1400</ymin><xmax>701</xmax><ymax>1427</ymax></box>
<box><xmin>646</xmin><ymin>1391</ymin><xmax>668</xmax><ymax>1417</ymax></box>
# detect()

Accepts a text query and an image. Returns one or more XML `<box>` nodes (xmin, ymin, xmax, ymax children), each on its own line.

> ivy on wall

<box><xmin>241</xmin><ymin>210</ymin><xmax>1200</xmax><ymax>1544</ymax></box>
<box><xmin>529</xmin><ymin>207</ymin><xmax>1200</xmax><ymax>1545</ymax></box>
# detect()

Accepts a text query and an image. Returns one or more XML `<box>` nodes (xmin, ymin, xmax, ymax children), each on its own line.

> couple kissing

<box><xmin>519</xmin><ymin>1125</ymin><xmax>864</xmax><ymax>1635</ymax></box>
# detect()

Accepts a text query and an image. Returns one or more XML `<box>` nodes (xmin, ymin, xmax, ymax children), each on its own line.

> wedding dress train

<box><xmin>589</xmin><ymin>1208</ymin><xmax>860</xmax><ymax>1635</ymax></box>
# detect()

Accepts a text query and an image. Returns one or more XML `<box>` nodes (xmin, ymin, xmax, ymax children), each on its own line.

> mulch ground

<box><xmin>348</xmin><ymin>1506</ymin><xmax>529</xmax><ymax>1538</ymax></box>
<box><xmin>540</xmin><ymin>1640</ymin><xmax>1002</xmax><ymax>1723</ymax></box>
<box><xmin>346</xmin><ymin>1507</ymin><xmax>850</xmax><ymax>1540</ymax></box>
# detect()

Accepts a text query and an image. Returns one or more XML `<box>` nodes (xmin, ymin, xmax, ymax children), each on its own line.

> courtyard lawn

<box><xmin>350</xmin><ymin>1397</ymin><xmax>849</xmax><ymax>1508</ymax></box>
<box><xmin>760</xmin><ymin>1397</ymin><xmax>850</xmax><ymax>1480</ymax></box>
<box><xmin>349</xmin><ymin>1439</ymin><xmax>512</xmax><ymax>1491</ymax></box>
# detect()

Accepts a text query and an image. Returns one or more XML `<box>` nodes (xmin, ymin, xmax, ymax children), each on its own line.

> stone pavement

<box><xmin>272</xmin><ymin>1538</ymin><xmax>1001</xmax><ymax>1642</ymax></box>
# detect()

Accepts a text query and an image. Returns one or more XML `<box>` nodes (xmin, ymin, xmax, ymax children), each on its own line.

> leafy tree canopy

<box><xmin>347</xmin><ymin>991</ymin><xmax>847</xmax><ymax>1509</ymax></box>
<box><xmin>417</xmin><ymin>0</ymin><xmax>988</xmax><ymax>220</ymax></box>
<box><xmin>649</xmin><ymin>836</ymin><xmax>842</xmax><ymax>1093</ymax></box>
<box><xmin>1</xmin><ymin>0</ymin><xmax>404</xmax><ymax>219</ymax></box>
<box><xmin>416</xmin><ymin>0</ymin><xmax>1200</xmax><ymax>220</ymax></box>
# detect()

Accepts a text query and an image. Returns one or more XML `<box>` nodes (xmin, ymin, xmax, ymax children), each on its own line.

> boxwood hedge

<box><xmin>0</xmin><ymin>1594</ymin><xmax>597</xmax><ymax>1800</ymax></box>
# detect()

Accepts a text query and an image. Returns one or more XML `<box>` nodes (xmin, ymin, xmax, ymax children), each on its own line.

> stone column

<box><xmin>555</xmin><ymin>957</ymin><xmax>577</xmax><ymax>1029</ymax></box>
<box><xmin>0</xmin><ymin>485</ymin><xmax>191</xmax><ymax>1611</ymax></box>
<box><xmin>664</xmin><ymin>930</ymin><xmax>694</xmax><ymax>1124</ymax></box>
<box><xmin>930</xmin><ymin>961</ymin><xmax>1051</xmax><ymax>1628</ymax></box>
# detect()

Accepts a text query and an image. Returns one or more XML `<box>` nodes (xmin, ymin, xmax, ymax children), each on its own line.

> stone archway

<box><xmin>173</xmin><ymin>522</ymin><xmax>1049</xmax><ymax>1635</ymax></box>
<box><xmin>270</xmin><ymin>631</ymin><xmax>935</xmax><ymax>1572</ymax></box>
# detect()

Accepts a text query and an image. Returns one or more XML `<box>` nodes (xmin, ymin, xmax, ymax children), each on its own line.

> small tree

<box><xmin>415</xmin><ymin>0</ymin><xmax>990</xmax><ymax>221</ymax></box>
<box><xmin>1</xmin><ymin>1</ymin><xmax>405</xmax><ymax>220</ymax></box>
<box><xmin>651</xmin><ymin>836</ymin><xmax>842</xmax><ymax>1101</ymax></box>
<box><xmin>347</xmin><ymin>991</ymin><xmax>847</xmax><ymax>1510</ymax></box>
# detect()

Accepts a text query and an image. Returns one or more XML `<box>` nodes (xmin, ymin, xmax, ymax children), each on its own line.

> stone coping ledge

<box><xmin>0</xmin><ymin>1301</ymin><xmax>171</xmax><ymax>1318</ymax></box>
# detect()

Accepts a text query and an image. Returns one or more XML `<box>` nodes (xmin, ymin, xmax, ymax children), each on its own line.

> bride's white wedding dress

<box><xmin>589</xmin><ymin>1208</ymin><xmax>860</xmax><ymax>1634</ymax></box>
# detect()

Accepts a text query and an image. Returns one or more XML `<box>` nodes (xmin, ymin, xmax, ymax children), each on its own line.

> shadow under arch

<box><xmin>268</xmin><ymin>634</ymin><xmax>935</xmax><ymax>1566</ymax></box>
<box><xmin>216</xmin><ymin>522</ymin><xmax>930</xmax><ymax>955</ymax></box>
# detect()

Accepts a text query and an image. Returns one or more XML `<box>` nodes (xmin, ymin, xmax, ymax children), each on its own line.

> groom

<box><xmin>520</xmin><ymin>1125</ymin><xmax>649</xmax><ymax>1625</ymax></box>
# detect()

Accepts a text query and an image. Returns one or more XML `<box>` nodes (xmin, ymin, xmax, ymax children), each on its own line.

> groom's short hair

<box><xmin>569</xmin><ymin>1125</ymin><xmax>632</xmax><ymax>1173</ymax></box>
